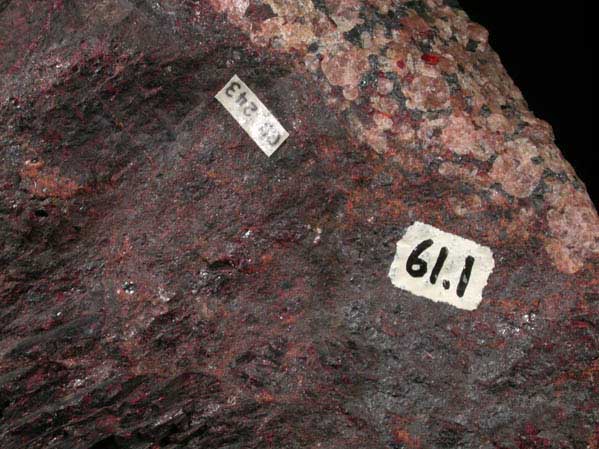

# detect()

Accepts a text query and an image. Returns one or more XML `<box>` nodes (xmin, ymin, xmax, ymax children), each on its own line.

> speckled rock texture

<box><xmin>1</xmin><ymin>1</ymin><xmax>598</xmax><ymax>448</ymax></box>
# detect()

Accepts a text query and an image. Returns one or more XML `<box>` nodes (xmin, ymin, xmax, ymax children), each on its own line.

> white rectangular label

<box><xmin>215</xmin><ymin>75</ymin><xmax>289</xmax><ymax>157</ymax></box>
<box><xmin>388</xmin><ymin>222</ymin><xmax>495</xmax><ymax>310</ymax></box>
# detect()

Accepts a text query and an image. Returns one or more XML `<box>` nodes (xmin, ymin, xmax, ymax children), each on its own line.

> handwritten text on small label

<box><xmin>215</xmin><ymin>75</ymin><xmax>289</xmax><ymax>157</ymax></box>
<box><xmin>388</xmin><ymin>222</ymin><xmax>494</xmax><ymax>310</ymax></box>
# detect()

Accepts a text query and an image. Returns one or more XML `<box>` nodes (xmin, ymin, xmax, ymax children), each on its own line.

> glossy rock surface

<box><xmin>0</xmin><ymin>1</ymin><xmax>598</xmax><ymax>448</ymax></box>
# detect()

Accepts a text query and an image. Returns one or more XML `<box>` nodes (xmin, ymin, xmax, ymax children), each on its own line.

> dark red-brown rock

<box><xmin>0</xmin><ymin>1</ymin><xmax>597</xmax><ymax>448</ymax></box>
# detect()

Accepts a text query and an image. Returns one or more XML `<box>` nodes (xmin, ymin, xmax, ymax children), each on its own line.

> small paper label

<box><xmin>388</xmin><ymin>222</ymin><xmax>494</xmax><ymax>310</ymax></box>
<box><xmin>215</xmin><ymin>75</ymin><xmax>289</xmax><ymax>157</ymax></box>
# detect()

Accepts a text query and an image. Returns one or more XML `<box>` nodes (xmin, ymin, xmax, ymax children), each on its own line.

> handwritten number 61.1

<box><xmin>406</xmin><ymin>239</ymin><xmax>475</xmax><ymax>297</ymax></box>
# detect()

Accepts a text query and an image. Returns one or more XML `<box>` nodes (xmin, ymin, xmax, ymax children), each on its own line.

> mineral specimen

<box><xmin>0</xmin><ymin>1</ymin><xmax>597</xmax><ymax>448</ymax></box>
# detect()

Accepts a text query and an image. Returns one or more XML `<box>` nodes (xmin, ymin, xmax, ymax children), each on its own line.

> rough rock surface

<box><xmin>0</xmin><ymin>1</ymin><xmax>598</xmax><ymax>448</ymax></box>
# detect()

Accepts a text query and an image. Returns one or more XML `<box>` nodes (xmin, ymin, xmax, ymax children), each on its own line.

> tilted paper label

<box><xmin>388</xmin><ymin>222</ymin><xmax>495</xmax><ymax>310</ymax></box>
<box><xmin>215</xmin><ymin>75</ymin><xmax>289</xmax><ymax>157</ymax></box>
